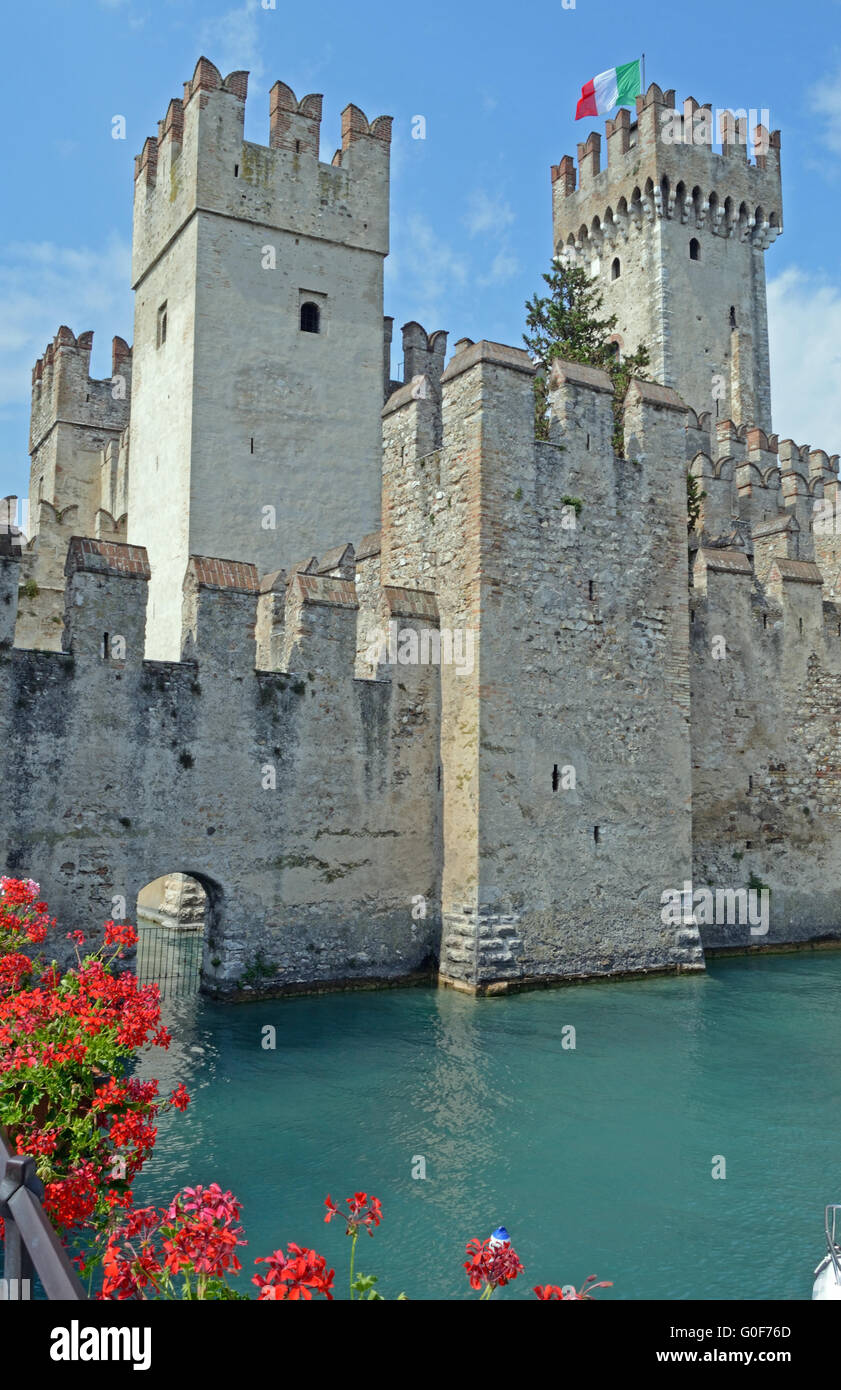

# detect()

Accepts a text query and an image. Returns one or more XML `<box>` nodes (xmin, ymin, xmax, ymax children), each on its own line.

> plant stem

<box><xmin>349</xmin><ymin>1229</ymin><xmax>358</xmax><ymax>1301</ymax></box>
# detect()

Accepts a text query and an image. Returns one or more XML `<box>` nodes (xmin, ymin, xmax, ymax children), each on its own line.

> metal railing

<box><xmin>824</xmin><ymin>1204</ymin><xmax>841</xmax><ymax>1285</ymax></box>
<box><xmin>0</xmin><ymin>1128</ymin><xmax>86</xmax><ymax>1300</ymax></box>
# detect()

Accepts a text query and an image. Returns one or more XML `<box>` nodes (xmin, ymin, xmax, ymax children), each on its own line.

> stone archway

<box><xmin>135</xmin><ymin>871</ymin><xmax>222</xmax><ymax>997</ymax></box>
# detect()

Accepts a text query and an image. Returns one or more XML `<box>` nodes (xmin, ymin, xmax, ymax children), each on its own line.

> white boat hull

<box><xmin>812</xmin><ymin>1254</ymin><xmax>841</xmax><ymax>1300</ymax></box>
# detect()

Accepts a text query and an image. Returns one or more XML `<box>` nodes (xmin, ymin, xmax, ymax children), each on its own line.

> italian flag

<box><xmin>575</xmin><ymin>59</ymin><xmax>642</xmax><ymax>120</ymax></box>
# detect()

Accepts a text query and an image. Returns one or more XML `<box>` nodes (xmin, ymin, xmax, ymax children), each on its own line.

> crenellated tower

<box><xmin>16</xmin><ymin>328</ymin><xmax>132</xmax><ymax>650</ymax></box>
<box><xmin>129</xmin><ymin>57</ymin><xmax>392</xmax><ymax>658</ymax></box>
<box><xmin>28</xmin><ymin>327</ymin><xmax>131</xmax><ymax>535</ymax></box>
<box><xmin>552</xmin><ymin>84</ymin><xmax>782</xmax><ymax>434</ymax></box>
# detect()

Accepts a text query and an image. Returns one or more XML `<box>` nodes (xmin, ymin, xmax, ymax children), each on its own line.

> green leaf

<box><xmin>351</xmin><ymin>1272</ymin><xmax>384</xmax><ymax>1300</ymax></box>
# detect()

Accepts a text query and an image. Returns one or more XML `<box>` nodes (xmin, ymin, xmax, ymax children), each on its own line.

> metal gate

<box><xmin>135</xmin><ymin>920</ymin><xmax>203</xmax><ymax>998</ymax></box>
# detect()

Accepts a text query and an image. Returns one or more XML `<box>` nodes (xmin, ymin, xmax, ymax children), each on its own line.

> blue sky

<box><xmin>2</xmin><ymin>0</ymin><xmax>841</xmax><ymax>509</ymax></box>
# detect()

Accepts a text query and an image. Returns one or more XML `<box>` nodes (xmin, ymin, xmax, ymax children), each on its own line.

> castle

<box><xmin>2</xmin><ymin>59</ymin><xmax>841</xmax><ymax>997</ymax></box>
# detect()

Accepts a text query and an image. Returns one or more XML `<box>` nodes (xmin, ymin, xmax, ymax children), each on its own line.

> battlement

<box><xmin>692</xmin><ymin>414</ymin><xmax>841</xmax><ymax>551</ymax></box>
<box><xmin>132</xmin><ymin>57</ymin><xmax>392</xmax><ymax>287</ymax></box>
<box><xmin>29</xmin><ymin>328</ymin><xmax>131</xmax><ymax>454</ymax></box>
<box><xmin>691</xmin><ymin>540</ymin><xmax>828</xmax><ymax>648</ymax></box>
<box><xmin>3</xmin><ymin>526</ymin><xmax>445</xmax><ymax>700</ymax></box>
<box><xmin>400</xmin><ymin>322</ymin><xmax>448</xmax><ymax>388</ymax></box>
<box><xmin>552</xmin><ymin>82</ymin><xmax>782</xmax><ymax>257</ymax></box>
<box><xmin>65</xmin><ymin>536</ymin><xmax>150</xmax><ymax>580</ymax></box>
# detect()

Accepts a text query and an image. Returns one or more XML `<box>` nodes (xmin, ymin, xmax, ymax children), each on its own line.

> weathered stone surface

<box><xmin>552</xmin><ymin>84</ymin><xmax>781</xmax><ymax>432</ymax></box>
<box><xmin>4</xmin><ymin>64</ymin><xmax>841</xmax><ymax>1000</ymax></box>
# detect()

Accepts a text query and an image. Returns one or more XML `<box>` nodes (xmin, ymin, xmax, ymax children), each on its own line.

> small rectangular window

<box><xmin>157</xmin><ymin>302</ymin><xmax>168</xmax><ymax>348</ymax></box>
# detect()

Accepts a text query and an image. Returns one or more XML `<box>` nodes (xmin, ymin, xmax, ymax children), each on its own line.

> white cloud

<box><xmin>385</xmin><ymin>214</ymin><xmax>467</xmax><ymax>329</ymax></box>
<box><xmin>463</xmin><ymin>190</ymin><xmax>516</xmax><ymax>238</ymax></box>
<box><xmin>810</xmin><ymin>62</ymin><xmax>841</xmax><ymax>155</ymax></box>
<box><xmin>199</xmin><ymin>0</ymin><xmax>266</xmax><ymax>87</ymax></box>
<box><xmin>767</xmin><ymin>266</ymin><xmax>841</xmax><ymax>454</ymax></box>
<box><xmin>0</xmin><ymin>236</ymin><xmax>132</xmax><ymax>419</ymax></box>
<box><xmin>478</xmin><ymin>247</ymin><xmax>519</xmax><ymax>288</ymax></box>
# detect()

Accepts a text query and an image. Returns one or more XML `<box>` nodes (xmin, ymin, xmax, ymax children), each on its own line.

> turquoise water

<box><xmin>133</xmin><ymin>953</ymin><xmax>841</xmax><ymax>1300</ymax></box>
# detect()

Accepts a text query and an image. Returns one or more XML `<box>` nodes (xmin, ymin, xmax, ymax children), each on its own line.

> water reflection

<box><xmin>129</xmin><ymin>957</ymin><xmax>841</xmax><ymax>1300</ymax></box>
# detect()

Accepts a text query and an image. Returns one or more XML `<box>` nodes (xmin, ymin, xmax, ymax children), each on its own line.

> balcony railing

<box><xmin>0</xmin><ymin>1127</ymin><xmax>86</xmax><ymax>1300</ymax></box>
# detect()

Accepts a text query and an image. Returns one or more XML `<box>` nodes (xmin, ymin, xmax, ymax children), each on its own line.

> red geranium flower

<box><xmin>253</xmin><ymin>1244</ymin><xmax>334</xmax><ymax>1300</ymax></box>
<box><xmin>534</xmin><ymin>1275</ymin><xmax>613</xmax><ymax>1300</ymax></box>
<box><xmin>324</xmin><ymin>1191</ymin><xmax>382</xmax><ymax>1235</ymax></box>
<box><xmin>464</xmin><ymin>1236</ymin><xmax>524</xmax><ymax>1292</ymax></box>
<box><xmin>169</xmin><ymin>1083</ymin><xmax>190</xmax><ymax>1112</ymax></box>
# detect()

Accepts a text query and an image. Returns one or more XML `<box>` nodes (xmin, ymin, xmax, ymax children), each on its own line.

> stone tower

<box><xmin>551</xmin><ymin>84</ymin><xmax>782</xmax><ymax>432</ymax></box>
<box><xmin>129</xmin><ymin>58</ymin><xmax>391</xmax><ymax>658</ymax></box>
<box><xmin>28</xmin><ymin>328</ymin><xmax>131</xmax><ymax>538</ymax></box>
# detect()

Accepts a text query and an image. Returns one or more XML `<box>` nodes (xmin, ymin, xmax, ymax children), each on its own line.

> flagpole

<box><xmin>641</xmin><ymin>52</ymin><xmax>646</xmax><ymax>92</ymax></box>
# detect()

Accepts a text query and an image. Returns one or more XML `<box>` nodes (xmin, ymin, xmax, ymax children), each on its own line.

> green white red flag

<box><xmin>575</xmin><ymin>59</ymin><xmax>642</xmax><ymax>120</ymax></box>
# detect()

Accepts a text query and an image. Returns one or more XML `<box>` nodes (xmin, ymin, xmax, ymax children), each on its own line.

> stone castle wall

<box><xmin>0</xmin><ymin>535</ymin><xmax>441</xmax><ymax>995</ymax></box>
<box><xmin>381</xmin><ymin>344</ymin><xmax>702</xmax><ymax>987</ymax></box>
<box><xmin>689</xmin><ymin>418</ymin><xmax>841</xmax><ymax>947</ymax></box>
<box><xmin>5</xmin><ymin>69</ymin><xmax>841</xmax><ymax>997</ymax></box>
<box><xmin>4</xmin><ymin>341</ymin><xmax>841</xmax><ymax>993</ymax></box>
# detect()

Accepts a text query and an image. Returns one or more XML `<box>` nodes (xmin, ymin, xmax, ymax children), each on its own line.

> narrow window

<box><xmin>594</xmin><ymin>825</ymin><xmax>601</xmax><ymax>844</ymax></box>
<box><xmin>763</xmin><ymin>613</ymin><xmax>768</xmax><ymax>629</ymax></box>
<box><xmin>295</xmin><ymin>139</ymin><xmax>301</xmax><ymax>153</ymax></box>
<box><xmin>588</xmin><ymin>579</ymin><xmax>595</xmax><ymax>601</ymax></box>
<box><xmin>745</xmin><ymin>840</ymin><xmax>752</xmax><ymax>849</ymax></box>
<box><xmin>611</xmin><ymin>257</ymin><xmax>621</xmax><ymax>280</ymax></box>
<box><xmin>437</xmin><ymin>765</ymin><xmax>442</xmax><ymax>790</ymax></box>
<box><xmin>748</xmin><ymin>775</ymin><xmax>753</xmax><ymax>793</ymax></box>
<box><xmin>234</xmin><ymin>163</ymin><xmax>239</xmax><ymax>177</ymax></box>
<box><xmin>729</xmin><ymin>306</ymin><xmax>737</xmax><ymax>329</ymax></box>
<box><xmin>799</xmin><ymin>616</ymin><xmax>803</xmax><ymax>635</ymax></box>
<box><xmin>689</xmin><ymin>238</ymin><xmax>700</xmax><ymax>261</ymax></box>
<box><xmin>250</xmin><ymin>437</ymin><xmax>254</xmax><ymax>454</ymax></box>
<box><xmin>156</xmin><ymin>302</ymin><xmax>167</xmax><ymax>348</ymax></box>
<box><xmin>300</xmin><ymin>301</ymin><xmax>320</xmax><ymax>334</ymax></box>
<box><xmin>691</xmin><ymin>609</ymin><xmax>695</xmax><ymax>625</ymax></box>
<box><xmin>586</xmin><ymin>432</ymin><xmax>590</xmax><ymax>450</ymax></box>
<box><xmin>552</xmin><ymin>764</ymin><xmax>560</xmax><ymax>792</ymax></box>
<box><xmin>101</xmin><ymin>633</ymin><xmax>109</xmax><ymax>660</ymax></box>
